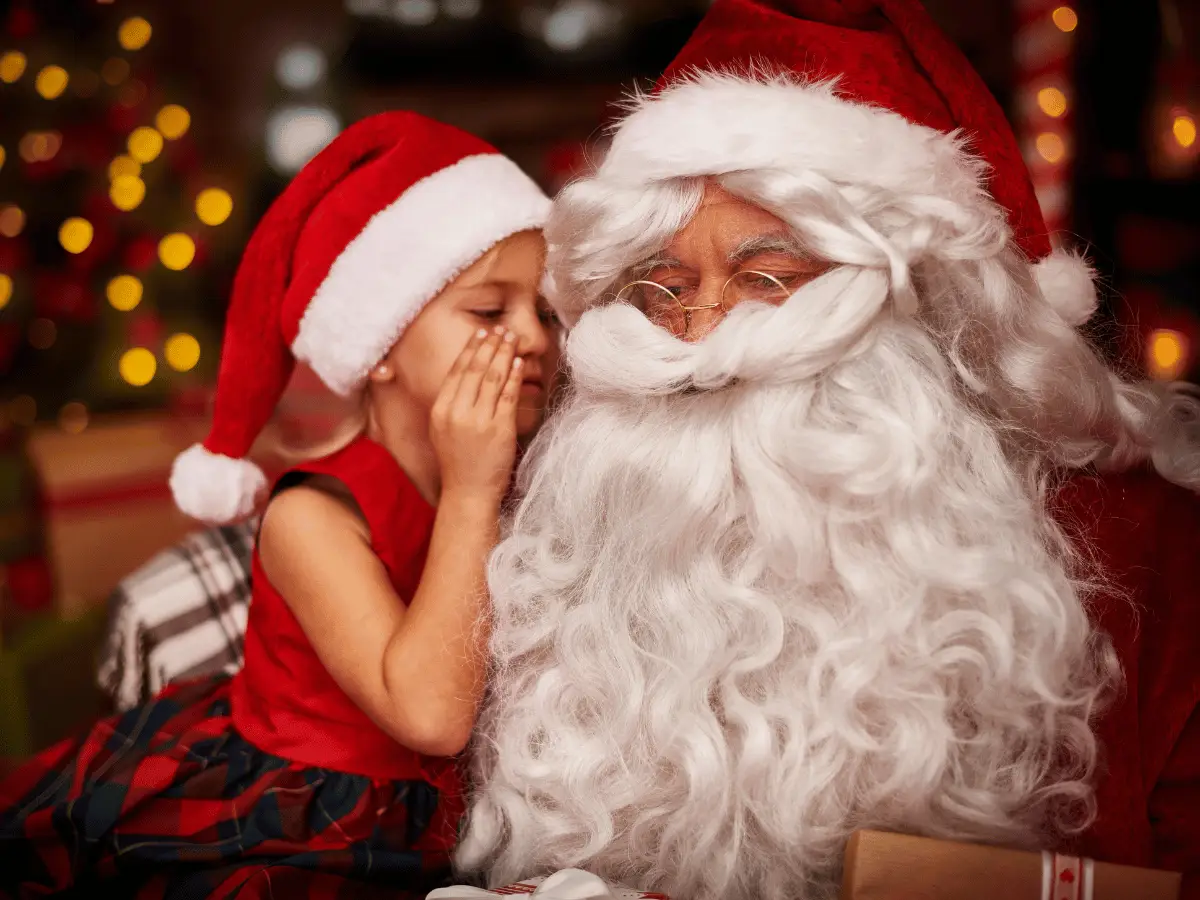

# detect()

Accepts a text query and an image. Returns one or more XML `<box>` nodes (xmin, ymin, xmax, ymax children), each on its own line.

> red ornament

<box><xmin>6</xmin><ymin>6</ymin><xmax>36</xmax><ymax>39</ymax></box>
<box><xmin>33</xmin><ymin>271</ymin><xmax>95</xmax><ymax>323</ymax></box>
<box><xmin>1059</xmin><ymin>868</ymin><xmax>1075</xmax><ymax>884</ymax></box>
<box><xmin>5</xmin><ymin>555</ymin><xmax>54</xmax><ymax>612</ymax></box>
<box><xmin>123</xmin><ymin>235</ymin><xmax>159</xmax><ymax>271</ymax></box>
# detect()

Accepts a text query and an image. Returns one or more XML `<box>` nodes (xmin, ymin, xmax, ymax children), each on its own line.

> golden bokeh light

<box><xmin>118</xmin><ymin>17</ymin><xmax>153</xmax><ymax>52</ymax></box>
<box><xmin>119</xmin><ymin>347</ymin><xmax>157</xmax><ymax>386</ymax></box>
<box><xmin>1051</xmin><ymin>6</ymin><xmax>1078</xmax><ymax>32</ymax></box>
<box><xmin>19</xmin><ymin>130</ymin><xmax>62</xmax><ymax>163</ymax></box>
<box><xmin>58</xmin><ymin>402</ymin><xmax>89</xmax><ymax>434</ymax></box>
<box><xmin>108</xmin><ymin>154</ymin><xmax>141</xmax><ymax>180</ymax></box>
<box><xmin>1173</xmin><ymin>114</ymin><xmax>1197</xmax><ymax>149</ymax></box>
<box><xmin>110</xmin><ymin>174</ymin><xmax>146</xmax><ymax>211</ymax></box>
<box><xmin>156</xmin><ymin>104</ymin><xmax>191</xmax><ymax>140</ymax></box>
<box><xmin>1036</xmin><ymin>86</ymin><xmax>1068</xmax><ymax>119</ymax></box>
<box><xmin>127</xmin><ymin>126</ymin><xmax>164</xmax><ymax>163</ymax></box>
<box><xmin>158</xmin><ymin>233</ymin><xmax>196</xmax><ymax>270</ymax></box>
<box><xmin>195</xmin><ymin>188</ymin><xmax>233</xmax><ymax>226</ymax></box>
<box><xmin>0</xmin><ymin>273</ymin><xmax>12</xmax><ymax>310</ymax></box>
<box><xmin>1035</xmin><ymin>132</ymin><xmax>1067</xmax><ymax>164</ymax></box>
<box><xmin>106</xmin><ymin>274</ymin><xmax>143</xmax><ymax>311</ymax></box>
<box><xmin>0</xmin><ymin>144</ymin><xmax>5</xmax><ymax>171</ymax></box>
<box><xmin>101</xmin><ymin>57</ymin><xmax>129</xmax><ymax>85</ymax></box>
<box><xmin>9</xmin><ymin>395</ymin><xmax>36</xmax><ymax>427</ymax></box>
<box><xmin>28</xmin><ymin>317</ymin><xmax>57</xmax><ymax>350</ymax></box>
<box><xmin>0</xmin><ymin>51</ymin><xmax>27</xmax><ymax>83</ymax></box>
<box><xmin>59</xmin><ymin>217</ymin><xmax>94</xmax><ymax>254</ymax></box>
<box><xmin>1148</xmin><ymin>329</ymin><xmax>1188</xmax><ymax>381</ymax></box>
<box><xmin>0</xmin><ymin>205</ymin><xmax>25</xmax><ymax>237</ymax></box>
<box><xmin>34</xmin><ymin>65</ymin><xmax>69</xmax><ymax>99</ymax></box>
<box><xmin>165</xmin><ymin>333</ymin><xmax>201</xmax><ymax>372</ymax></box>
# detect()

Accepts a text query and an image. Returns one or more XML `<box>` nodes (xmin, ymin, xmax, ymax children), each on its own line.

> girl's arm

<box><xmin>260</xmin><ymin>328</ymin><xmax>522</xmax><ymax>757</ymax></box>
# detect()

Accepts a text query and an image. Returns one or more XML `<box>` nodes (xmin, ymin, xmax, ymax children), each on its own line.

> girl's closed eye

<box><xmin>472</xmin><ymin>308</ymin><xmax>506</xmax><ymax>321</ymax></box>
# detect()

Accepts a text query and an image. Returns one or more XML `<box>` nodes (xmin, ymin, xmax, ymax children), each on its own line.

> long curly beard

<box><xmin>457</xmin><ymin>270</ymin><xmax>1116</xmax><ymax>900</ymax></box>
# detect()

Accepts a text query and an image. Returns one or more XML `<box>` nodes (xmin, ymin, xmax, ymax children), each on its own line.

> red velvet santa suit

<box><xmin>1057</xmin><ymin>467</ymin><xmax>1200</xmax><ymax>894</ymax></box>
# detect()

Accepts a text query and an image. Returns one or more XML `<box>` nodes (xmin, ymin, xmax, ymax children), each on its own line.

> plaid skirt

<box><xmin>0</xmin><ymin>676</ymin><xmax>459</xmax><ymax>899</ymax></box>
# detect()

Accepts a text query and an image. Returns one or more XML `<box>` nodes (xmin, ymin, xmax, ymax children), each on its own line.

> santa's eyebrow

<box><xmin>728</xmin><ymin>232</ymin><xmax>810</xmax><ymax>265</ymax></box>
<box><xmin>627</xmin><ymin>253</ymin><xmax>684</xmax><ymax>280</ymax></box>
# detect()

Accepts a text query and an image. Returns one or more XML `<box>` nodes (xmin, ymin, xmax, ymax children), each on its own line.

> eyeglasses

<box><xmin>614</xmin><ymin>270</ymin><xmax>798</xmax><ymax>337</ymax></box>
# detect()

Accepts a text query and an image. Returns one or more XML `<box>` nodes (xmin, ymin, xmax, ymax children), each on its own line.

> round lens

<box><xmin>724</xmin><ymin>270</ymin><xmax>793</xmax><ymax>306</ymax></box>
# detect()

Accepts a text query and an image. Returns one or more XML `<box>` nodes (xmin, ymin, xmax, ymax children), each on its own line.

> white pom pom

<box><xmin>1034</xmin><ymin>249</ymin><xmax>1099</xmax><ymax>327</ymax></box>
<box><xmin>170</xmin><ymin>444</ymin><xmax>267</xmax><ymax>525</ymax></box>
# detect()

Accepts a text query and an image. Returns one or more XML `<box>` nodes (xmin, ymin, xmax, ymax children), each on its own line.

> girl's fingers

<box><xmin>437</xmin><ymin>328</ymin><xmax>490</xmax><ymax>408</ymax></box>
<box><xmin>476</xmin><ymin>330</ymin><xmax>518</xmax><ymax>414</ymax></box>
<box><xmin>453</xmin><ymin>327</ymin><xmax>505</xmax><ymax>410</ymax></box>
<box><xmin>495</xmin><ymin>356</ymin><xmax>524</xmax><ymax>416</ymax></box>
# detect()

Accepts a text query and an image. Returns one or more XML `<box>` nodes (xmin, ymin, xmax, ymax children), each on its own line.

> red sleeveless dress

<box><xmin>0</xmin><ymin>437</ymin><xmax>465</xmax><ymax>899</ymax></box>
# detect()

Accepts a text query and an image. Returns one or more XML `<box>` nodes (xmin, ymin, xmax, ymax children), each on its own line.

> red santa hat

<box><xmin>170</xmin><ymin>112</ymin><xmax>550</xmax><ymax>524</ymax></box>
<box><xmin>590</xmin><ymin>0</ymin><xmax>1094</xmax><ymax>327</ymax></box>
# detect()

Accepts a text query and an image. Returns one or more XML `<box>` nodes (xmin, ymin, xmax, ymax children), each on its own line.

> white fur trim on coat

<box><xmin>597</xmin><ymin>72</ymin><xmax>987</xmax><ymax>207</ymax></box>
<box><xmin>293</xmin><ymin>153</ymin><xmax>552</xmax><ymax>396</ymax></box>
<box><xmin>1033</xmin><ymin>248</ymin><xmax>1098</xmax><ymax>326</ymax></box>
<box><xmin>170</xmin><ymin>443</ymin><xmax>268</xmax><ymax>525</ymax></box>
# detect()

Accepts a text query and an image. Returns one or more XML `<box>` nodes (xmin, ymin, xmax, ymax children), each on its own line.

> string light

<box><xmin>119</xmin><ymin>347</ymin><xmax>156</xmax><ymax>386</ymax></box>
<box><xmin>1036</xmin><ymin>86</ymin><xmax>1068</xmax><ymax>118</ymax></box>
<box><xmin>28</xmin><ymin>318</ymin><xmax>57</xmax><ymax>350</ymax></box>
<box><xmin>158</xmin><ymin>233</ymin><xmax>196</xmax><ymax>270</ymax></box>
<box><xmin>1173</xmin><ymin>114</ymin><xmax>1197</xmax><ymax>149</ymax></box>
<box><xmin>0</xmin><ymin>205</ymin><xmax>25</xmax><ymax>237</ymax></box>
<box><xmin>1051</xmin><ymin>6</ymin><xmax>1078</xmax><ymax>32</ymax></box>
<box><xmin>1148</xmin><ymin>329</ymin><xmax>1188</xmax><ymax>381</ymax></box>
<box><xmin>165</xmin><ymin>333</ymin><xmax>201</xmax><ymax>372</ymax></box>
<box><xmin>0</xmin><ymin>273</ymin><xmax>12</xmax><ymax>310</ymax></box>
<box><xmin>101</xmin><ymin>57</ymin><xmax>129</xmax><ymax>85</ymax></box>
<box><xmin>9</xmin><ymin>395</ymin><xmax>36</xmax><ymax>427</ymax></box>
<box><xmin>195</xmin><ymin>188</ymin><xmax>233</xmax><ymax>226</ymax></box>
<box><xmin>118</xmin><ymin>17</ymin><xmax>153</xmax><ymax>52</ymax></box>
<box><xmin>155</xmin><ymin>104</ymin><xmax>191</xmax><ymax>140</ymax></box>
<box><xmin>35</xmin><ymin>65</ymin><xmax>69</xmax><ymax>99</ymax></box>
<box><xmin>59</xmin><ymin>217</ymin><xmax>95</xmax><ymax>254</ymax></box>
<box><xmin>106</xmin><ymin>274</ymin><xmax>143</xmax><ymax>311</ymax></box>
<box><xmin>110</xmin><ymin>174</ymin><xmax>146</xmax><ymax>211</ymax></box>
<box><xmin>1036</xmin><ymin>132</ymin><xmax>1067</xmax><ymax>163</ymax></box>
<box><xmin>0</xmin><ymin>51</ymin><xmax>27</xmax><ymax>83</ymax></box>
<box><xmin>58</xmin><ymin>402</ymin><xmax>88</xmax><ymax>435</ymax></box>
<box><xmin>127</xmin><ymin>126</ymin><xmax>164</xmax><ymax>163</ymax></box>
<box><xmin>108</xmin><ymin>155</ymin><xmax>141</xmax><ymax>180</ymax></box>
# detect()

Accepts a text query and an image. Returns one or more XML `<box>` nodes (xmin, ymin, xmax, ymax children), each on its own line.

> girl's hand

<box><xmin>430</xmin><ymin>326</ymin><xmax>523</xmax><ymax>501</ymax></box>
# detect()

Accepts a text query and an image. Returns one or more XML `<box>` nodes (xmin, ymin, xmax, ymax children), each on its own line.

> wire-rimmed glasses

<box><xmin>614</xmin><ymin>270</ymin><xmax>796</xmax><ymax>337</ymax></box>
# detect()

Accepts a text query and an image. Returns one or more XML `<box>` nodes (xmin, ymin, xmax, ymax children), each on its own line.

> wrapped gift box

<box><xmin>841</xmin><ymin>830</ymin><xmax>1181</xmax><ymax>900</ymax></box>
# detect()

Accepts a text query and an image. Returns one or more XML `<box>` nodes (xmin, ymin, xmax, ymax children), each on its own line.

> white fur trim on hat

<box><xmin>170</xmin><ymin>443</ymin><xmax>268</xmax><ymax>525</ymax></box>
<box><xmin>1033</xmin><ymin>248</ymin><xmax>1098</xmax><ymax>327</ymax></box>
<box><xmin>292</xmin><ymin>153</ymin><xmax>552</xmax><ymax>396</ymax></box>
<box><xmin>598</xmin><ymin>72</ymin><xmax>986</xmax><ymax>206</ymax></box>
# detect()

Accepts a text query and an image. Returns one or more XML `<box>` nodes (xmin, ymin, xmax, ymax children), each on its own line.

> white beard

<box><xmin>457</xmin><ymin>268</ymin><xmax>1115</xmax><ymax>900</ymax></box>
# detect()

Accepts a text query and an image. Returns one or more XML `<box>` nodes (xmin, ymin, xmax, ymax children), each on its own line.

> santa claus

<box><xmin>455</xmin><ymin>2</ymin><xmax>1200</xmax><ymax>899</ymax></box>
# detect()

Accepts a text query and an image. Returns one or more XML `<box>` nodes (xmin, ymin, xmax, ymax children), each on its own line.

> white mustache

<box><xmin>565</xmin><ymin>266</ymin><xmax>890</xmax><ymax>397</ymax></box>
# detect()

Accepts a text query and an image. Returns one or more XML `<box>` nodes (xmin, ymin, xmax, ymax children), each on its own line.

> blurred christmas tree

<box><xmin>0</xmin><ymin>0</ymin><xmax>241</xmax><ymax>430</ymax></box>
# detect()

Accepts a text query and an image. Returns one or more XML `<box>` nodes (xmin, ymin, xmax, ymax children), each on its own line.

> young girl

<box><xmin>0</xmin><ymin>112</ymin><xmax>560</xmax><ymax>899</ymax></box>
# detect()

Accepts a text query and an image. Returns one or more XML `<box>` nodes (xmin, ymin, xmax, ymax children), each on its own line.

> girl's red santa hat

<box><xmin>578</xmin><ymin>0</ymin><xmax>1094</xmax><ymax>328</ymax></box>
<box><xmin>170</xmin><ymin>112</ymin><xmax>550</xmax><ymax>524</ymax></box>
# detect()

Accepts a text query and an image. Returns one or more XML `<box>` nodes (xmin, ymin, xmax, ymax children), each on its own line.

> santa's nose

<box><xmin>682</xmin><ymin>303</ymin><xmax>726</xmax><ymax>342</ymax></box>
